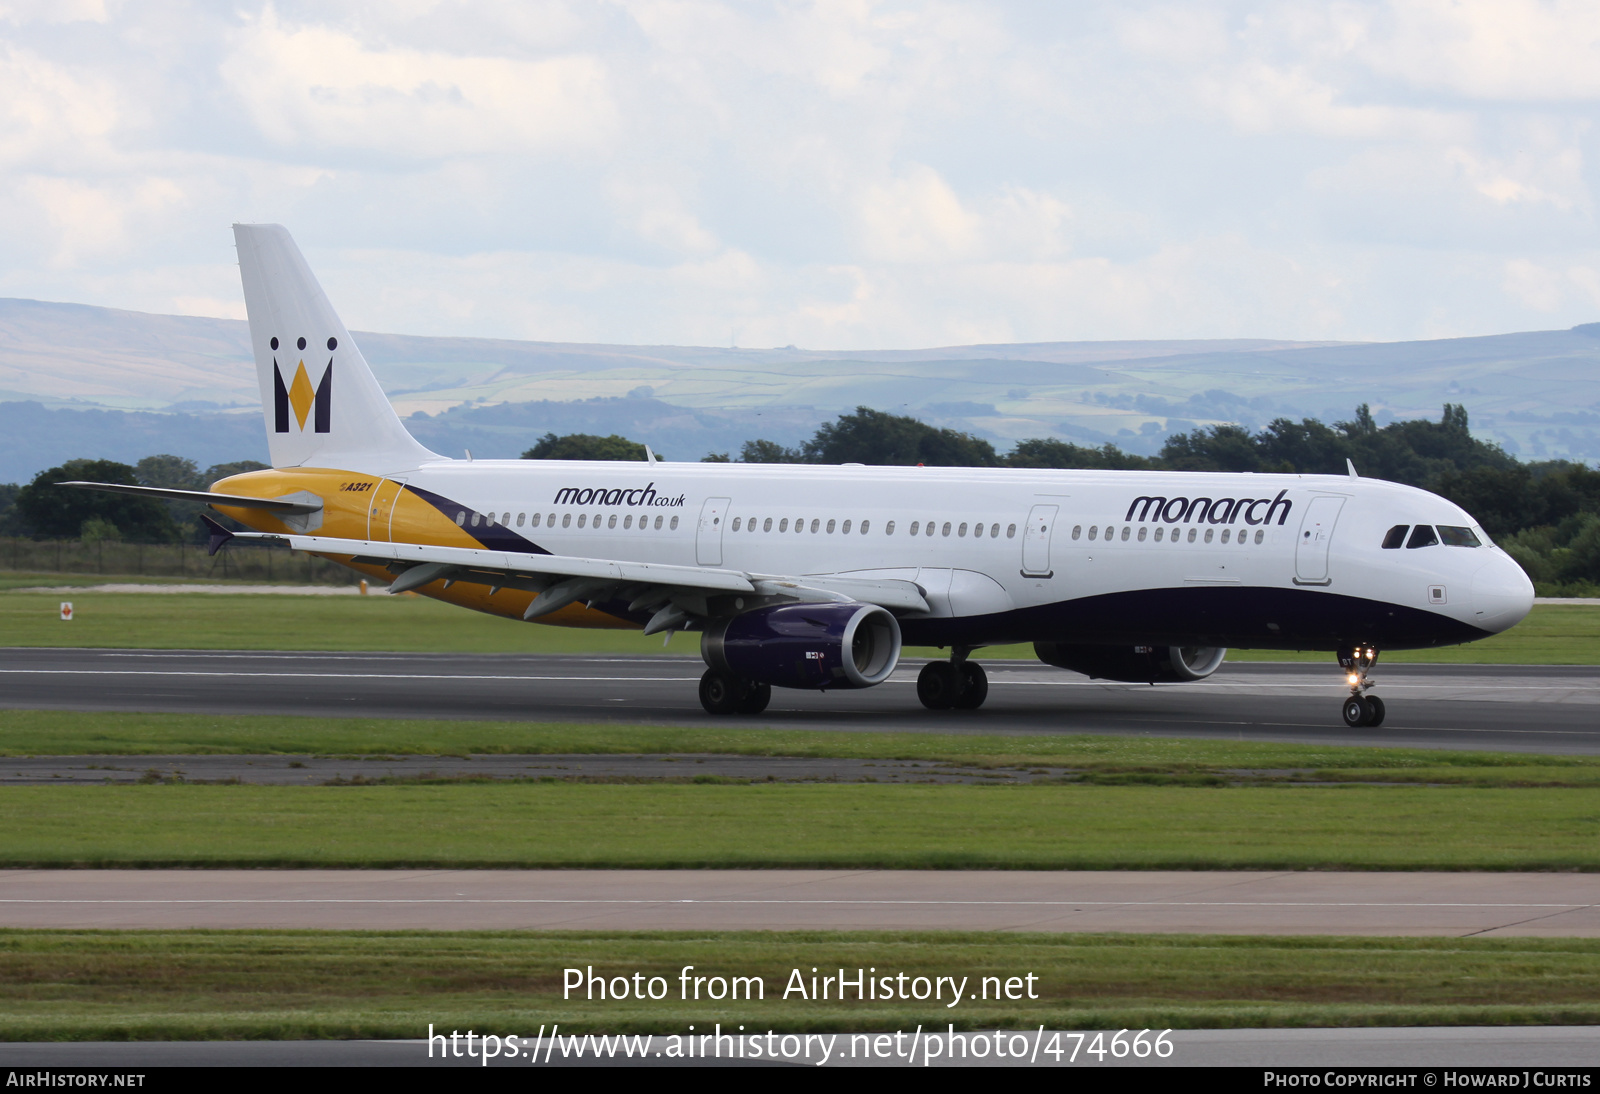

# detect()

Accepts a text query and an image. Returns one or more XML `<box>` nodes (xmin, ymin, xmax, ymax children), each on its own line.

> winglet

<box><xmin>645</xmin><ymin>445</ymin><xmax>659</xmax><ymax>466</ymax></box>
<box><xmin>201</xmin><ymin>514</ymin><xmax>236</xmax><ymax>557</ymax></box>
<box><xmin>1346</xmin><ymin>459</ymin><xmax>1359</xmax><ymax>479</ymax></box>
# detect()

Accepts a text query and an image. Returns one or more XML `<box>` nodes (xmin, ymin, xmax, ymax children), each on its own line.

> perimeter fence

<box><xmin>0</xmin><ymin>537</ymin><xmax>360</xmax><ymax>585</ymax></box>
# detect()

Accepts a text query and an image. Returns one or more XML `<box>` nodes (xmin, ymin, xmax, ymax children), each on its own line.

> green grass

<box><xmin>8</xmin><ymin>710</ymin><xmax>1600</xmax><ymax>786</ymax></box>
<box><xmin>5</xmin><ymin>930</ymin><xmax>1600</xmax><ymax>1039</ymax></box>
<box><xmin>1</xmin><ymin>782</ymin><xmax>1598</xmax><ymax>869</ymax></box>
<box><xmin>3</xmin><ymin>590</ymin><xmax>1594</xmax><ymax>662</ymax></box>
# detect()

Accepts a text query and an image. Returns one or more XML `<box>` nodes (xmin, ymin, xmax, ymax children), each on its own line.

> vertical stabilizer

<box><xmin>234</xmin><ymin>224</ymin><xmax>440</xmax><ymax>471</ymax></box>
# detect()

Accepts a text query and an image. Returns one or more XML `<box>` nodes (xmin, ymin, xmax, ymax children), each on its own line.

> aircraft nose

<box><xmin>1471</xmin><ymin>552</ymin><xmax>1535</xmax><ymax>634</ymax></box>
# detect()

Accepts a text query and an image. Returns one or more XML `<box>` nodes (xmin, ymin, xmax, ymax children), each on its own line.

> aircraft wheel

<box><xmin>1341</xmin><ymin>694</ymin><xmax>1371</xmax><ymax>728</ymax></box>
<box><xmin>917</xmin><ymin>661</ymin><xmax>961</xmax><ymax>710</ymax></box>
<box><xmin>951</xmin><ymin>661</ymin><xmax>988</xmax><ymax>710</ymax></box>
<box><xmin>699</xmin><ymin>669</ymin><xmax>747</xmax><ymax>716</ymax></box>
<box><xmin>736</xmin><ymin>681</ymin><xmax>772</xmax><ymax>715</ymax></box>
<box><xmin>1365</xmin><ymin>695</ymin><xmax>1386</xmax><ymax>727</ymax></box>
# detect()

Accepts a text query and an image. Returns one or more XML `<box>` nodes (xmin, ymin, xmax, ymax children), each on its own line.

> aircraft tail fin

<box><xmin>233</xmin><ymin>224</ymin><xmax>440</xmax><ymax>471</ymax></box>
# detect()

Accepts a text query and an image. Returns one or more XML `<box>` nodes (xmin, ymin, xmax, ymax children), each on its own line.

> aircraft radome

<box><xmin>66</xmin><ymin>225</ymin><xmax>1535</xmax><ymax>726</ymax></box>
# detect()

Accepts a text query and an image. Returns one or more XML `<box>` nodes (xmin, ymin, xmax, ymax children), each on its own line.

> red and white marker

<box><xmin>59</xmin><ymin>602</ymin><xmax>73</xmax><ymax>621</ymax></box>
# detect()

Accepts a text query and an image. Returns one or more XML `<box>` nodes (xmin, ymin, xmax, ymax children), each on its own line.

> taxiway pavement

<box><xmin>0</xmin><ymin>869</ymin><xmax>1594</xmax><ymax>935</ymax></box>
<box><xmin>1</xmin><ymin>649</ymin><xmax>1596</xmax><ymax>754</ymax></box>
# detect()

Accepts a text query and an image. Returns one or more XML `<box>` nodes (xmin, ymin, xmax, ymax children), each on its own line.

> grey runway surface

<box><xmin>2</xmin><ymin>648</ymin><xmax>1598</xmax><ymax>754</ymax></box>
<box><xmin>2</xmin><ymin>869</ymin><xmax>1596</xmax><ymax>935</ymax></box>
<box><xmin>3</xmin><ymin>1028</ymin><xmax>1598</xmax><ymax>1067</ymax></box>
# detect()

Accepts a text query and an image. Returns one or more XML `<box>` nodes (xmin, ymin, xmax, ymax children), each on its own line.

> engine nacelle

<box><xmin>702</xmin><ymin>603</ymin><xmax>902</xmax><ymax>690</ymax></box>
<box><xmin>1034</xmin><ymin>642</ymin><xmax>1227</xmax><ymax>683</ymax></box>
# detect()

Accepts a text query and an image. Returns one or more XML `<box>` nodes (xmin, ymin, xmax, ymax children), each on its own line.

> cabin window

<box><xmin>592</xmin><ymin>512</ymin><xmax>600</xmax><ymax>527</ymax></box>
<box><xmin>1382</xmin><ymin>525</ymin><xmax>1408</xmax><ymax>549</ymax></box>
<box><xmin>861</xmin><ymin>520</ymin><xmax>871</xmax><ymax>533</ymax></box>
<box><xmin>531</xmin><ymin>513</ymin><xmax>542</xmax><ymax>528</ymax></box>
<box><xmin>1072</xmin><ymin>525</ymin><xmax>1082</xmax><ymax>540</ymax></box>
<box><xmin>1121</xmin><ymin>527</ymin><xmax>1130</xmax><ymax>541</ymax></box>
<box><xmin>779</xmin><ymin>518</ymin><xmax>789</xmax><ymax>532</ymax></box>
<box><xmin>826</xmin><ymin>519</ymin><xmax>836</xmax><ymax>534</ymax></box>
<box><xmin>811</xmin><ymin>519</ymin><xmax>820</xmax><ymax>533</ymax></box>
<box><xmin>942</xmin><ymin>522</ymin><xmax>952</xmax><ymax>536</ymax></box>
<box><xmin>608</xmin><ymin>514</ymin><xmax>618</xmax><ymax>529</ymax></box>
<box><xmin>515</xmin><ymin>513</ymin><xmax>525</xmax><ymax>527</ymax></box>
<box><xmin>654</xmin><ymin>515</ymin><xmax>663</xmax><ymax>530</ymax></box>
<box><xmin>1439</xmin><ymin>525</ymin><xmax>1482</xmax><ymax>547</ymax></box>
<box><xmin>470</xmin><ymin>512</ymin><xmax>481</xmax><ymax>527</ymax></box>
<box><xmin>670</xmin><ymin>515</ymin><xmax>680</xmax><ymax>531</ymax></box>
<box><xmin>561</xmin><ymin>513</ymin><xmax>571</xmax><ymax>528</ymax></box>
<box><xmin>1407</xmin><ymin>524</ymin><xmax>1439</xmax><ymax>549</ymax></box>
<box><xmin>990</xmin><ymin>523</ymin><xmax>1000</xmax><ymax>538</ymax></box>
<box><xmin>1087</xmin><ymin>526</ymin><xmax>1097</xmax><ymax>541</ymax></box>
<box><xmin>1203</xmin><ymin>528</ymin><xmax>1213</xmax><ymax>543</ymax></box>
<box><xmin>1153</xmin><ymin>527</ymin><xmax>1162</xmax><ymax>541</ymax></box>
<box><xmin>841</xmin><ymin>519</ymin><xmax>852</xmax><ymax>534</ymax></box>
<box><xmin>1006</xmin><ymin>523</ymin><xmax>1016</xmax><ymax>538</ymax></box>
<box><xmin>1137</xmin><ymin>527</ymin><xmax>1148</xmax><ymax>542</ymax></box>
<box><xmin>958</xmin><ymin>523</ymin><xmax>967</xmax><ymax>537</ymax></box>
<box><xmin>1253</xmin><ymin>529</ymin><xmax>1264</xmax><ymax>544</ymax></box>
<box><xmin>455</xmin><ymin>511</ymin><xmax>465</xmax><ymax>526</ymax></box>
<box><xmin>547</xmin><ymin>513</ymin><xmax>555</xmax><ymax>527</ymax></box>
<box><xmin>502</xmin><ymin>513</ymin><xmax>510</xmax><ymax>525</ymax></box>
<box><xmin>577</xmin><ymin>514</ymin><xmax>586</xmax><ymax>528</ymax></box>
<box><xmin>1219</xmin><ymin>529</ymin><xmax>1229</xmax><ymax>543</ymax></box>
<box><xmin>623</xmin><ymin>514</ymin><xmax>633</xmax><ymax>529</ymax></box>
<box><xmin>749</xmin><ymin>518</ymin><xmax>757</xmax><ymax>533</ymax></box>
<box><xmin>883</xmin><ymin>521</ymin><xmax>893</xmax><ymax>535</ymax></box>
<box><xmin>909</xmin><ymin>521</ymin><xmax>920</xmax><ymax>536</ymax></box>
<box><xmin>1187</xmin><ymin>528</ymin><xmax>1197</xmax><ymax>543</ymax></box>
<box><xmin>732</xmin><ymin>517</ymin><xmax>741</xmax><ymax>532</ymax></box>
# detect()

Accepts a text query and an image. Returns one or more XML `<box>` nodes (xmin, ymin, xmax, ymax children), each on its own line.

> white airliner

<box><xmin>68</xmin><ymin>225</ymin><xmax>1535</xmax><ymax>726</ymax></box>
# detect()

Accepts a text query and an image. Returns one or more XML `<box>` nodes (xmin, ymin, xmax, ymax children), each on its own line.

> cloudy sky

<box><xmin>2</xmin><ymin>0</ymin><xmax>1598</xmax><ymax>348</ymax></box>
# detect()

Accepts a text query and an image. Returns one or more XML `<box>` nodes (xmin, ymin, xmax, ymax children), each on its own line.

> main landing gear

<box><xmin>698</xmin><ymin>669</ymin><xmax>772</xmax><ymax>716</ymax></box>
<box><xmin>1338</xmin><ymin>645</ymin><xmax>1385</xmax><ymax>728</ymax></box>
<box><xmin>917</xmin><ymin>648</ymin><xmax>988</xmax><ymax>711</ymax></box>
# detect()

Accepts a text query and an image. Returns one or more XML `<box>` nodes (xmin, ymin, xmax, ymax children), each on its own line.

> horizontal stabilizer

<box><xmin>60</xmin><ymin>481</ymin><xmax>322</xmax><ymax>515</ymax></box>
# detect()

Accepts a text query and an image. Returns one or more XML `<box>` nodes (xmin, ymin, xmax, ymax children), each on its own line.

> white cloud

<box><xmin>2</xmin><ymin>0</ymin><xmax>1600</xmax><ymax>348</ymax></box>
<box><xmin>220</xmin><ymin>6</ymin><xmax>617</xmax><ymax>158</ymax></box>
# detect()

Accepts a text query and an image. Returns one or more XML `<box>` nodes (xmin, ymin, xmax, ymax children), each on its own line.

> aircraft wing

<box><xmin>224</xmin><ymin>529</ymin><xmax>929</xmax><ymax>628</ymax></box>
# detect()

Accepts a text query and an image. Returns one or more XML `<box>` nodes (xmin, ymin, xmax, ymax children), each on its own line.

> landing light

<box><xmin>1346</xmin><ymin>673</ymin><xmax>1360</xmax><ymax>686</ymax></box>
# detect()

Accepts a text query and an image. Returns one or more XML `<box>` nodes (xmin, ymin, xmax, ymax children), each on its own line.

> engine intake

<box><xmin>702</xmin><ymin>603</ymin><xmax>902</xmax><ymax>690</ymax></box>
<box><xmin>1034</xmin><ymin>642</ymin><xmax>1226</xmax><ymax>683</ymax></box>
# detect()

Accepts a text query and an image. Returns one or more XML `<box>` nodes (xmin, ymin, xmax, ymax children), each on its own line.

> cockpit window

<box><xmin>1437</xmin><ymin>525</ymin><xmax>1481</xmax><ymax>547</ymax></box>
<box><xmin>1382</xmin><ymin>525</ymin><xmax>1408</xmax><ymax>549</ymax></box>
<box><xmin>1406</xmin><ymin>524</ymin><xmax>1440</xmax><ymax>549</ymax></box>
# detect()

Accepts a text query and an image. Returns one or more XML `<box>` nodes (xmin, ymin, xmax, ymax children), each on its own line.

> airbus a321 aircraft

<box><xmin>68</xmin><ymin>225</ymin><xmax>1535</xmax><ymax>726</ymax></box>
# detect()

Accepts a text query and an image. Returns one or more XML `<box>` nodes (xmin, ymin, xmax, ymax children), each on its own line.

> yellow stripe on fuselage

<box><xmin>209</xmin><ymin>467</ymin><xmax>638</xmax><ymax>630</ymax></box>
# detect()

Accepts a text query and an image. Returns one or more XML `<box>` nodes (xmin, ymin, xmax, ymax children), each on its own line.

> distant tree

<box><xmin>0</xmin><ymin>482</ymin><xmax>24</xmax><ymax>536</ymax></box>
<box><xmin>203</xmin><ymin>460</ymin><xmax>270</xmax><ymax>486</ymax></box>
<box><xmin>700</xmin><ymin>452</ymin><xmax>732</xmax><ymax>462</ymax></box>
<box><xmin>135</xmin><ymin>454</ymin><xmax>203</xmax><ymax>490</ymax></box>
<box><xmin>737</xmin><ymin>439</ymin><xmax>802</xmax><ymax>463</ymax></box>
<box><xmin>14</xmin><ymin>459</ymin><xmax>179</xmax><ymax>542</ymax></box>
<box><xmin>1158</xmin><ymin>424</ymin><xmax>1263</xmax><ymax>472</ymax></box>
<box><xmin>802</xmin><ymin>407</ymin><xmax>999</xmax><ymax>466</ymax></box>
<box><xmin>1004</xmin><ymin>438</ymin><xmax>1158</xmax><ymax>470</ymax></box>
<box><xmin>522</xmin><ymin>433</ymin><xmax>653</xmax><ymax>461</ymax></box>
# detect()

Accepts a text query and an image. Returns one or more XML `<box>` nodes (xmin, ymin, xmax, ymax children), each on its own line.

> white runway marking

<box><xmin>0</xmin><ymin>898</ymin><xmax>1591</xmax><ymax>909</ymax></box>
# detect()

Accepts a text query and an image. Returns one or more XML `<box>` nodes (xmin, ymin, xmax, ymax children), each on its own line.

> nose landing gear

<box><xmin>917</xmin><ymin>648</ymin><xmax>989</xmax><ymax>710</ymax></box>
<box><xmin>1337</xmin><ymin>645</ymin><xmax>1385</xmax><ymax>727</ymax></box>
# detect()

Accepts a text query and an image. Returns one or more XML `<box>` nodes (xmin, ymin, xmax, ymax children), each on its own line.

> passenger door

<box><xmin>1294</xmin><ymin>495</ymin><xmax>1345</xmax><ymax>585</ymax></box>
<box><xmin>1021</xmin><ymin>504</ymin><xmax>1057</xmax><ymax>577</ymax></box>
<box><xmin>697</xmin><ymin>497</ymin><xmax>731</xmax><ymax>566</ymax></box>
